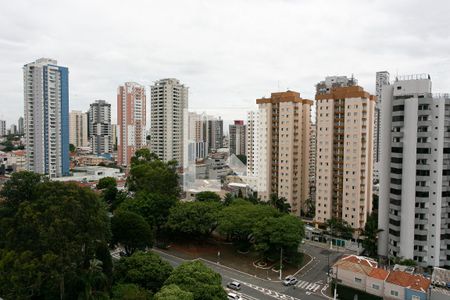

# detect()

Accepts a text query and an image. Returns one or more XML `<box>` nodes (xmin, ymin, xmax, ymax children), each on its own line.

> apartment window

<box><xmin>390</xmin><ymin>290</ymin><xmax>399</xmax><ymax>297</ymax></box>
<box><xmin>393</xmin><ymin>104</ymin><xmax>405</xmax><ymax>111</ymax></box>
<box><xmin>418</xmin><ymin>126</ymin><xmax>428</xmax><ymax>132</ymax></box>
<box><xmin>372</xmin><ymin>284</ymin><xmax>379</xmax><ymax>290</ymax></box>
<box><xmin>417</xmin><ymin>137</ymin><xmax>428</xmax><ymax>143</ymax></box>
<box><xmin>411</xmin><ymin>296</ymin><xmax>420</xmax><ymax>300</ymax></box>
<box><xmin>418</xmin><ymin>115</ymin><xmax>429</xmax><ymax>121</ymax></box>
<box><xmin>392</xmin><ymin>116</ymin><xmax>404</xmax><ymax>122</ymax></box>
<box><xmin>354</xmin><ymin>277</ymin><xmax>362</xmax><ymax>283</ymax></box>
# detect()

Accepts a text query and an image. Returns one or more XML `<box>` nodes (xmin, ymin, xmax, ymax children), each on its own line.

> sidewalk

<box><xmin>304</xmin><ymin>240</ymin><xmax>353</xmax><ymax>253</ymax></box>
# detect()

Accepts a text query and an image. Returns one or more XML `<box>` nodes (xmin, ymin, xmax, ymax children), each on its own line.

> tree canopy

<box><xmin>164</xmin><ymin>261</ymin><xmax>227</xmax><ymax>300</ymax></box>
<box><xmin>253</xmin><ymin>214</ymin><xmax>305</xmax><ymax>259</ymax></box>
<box><xmin>127</xmin><ymin>149</ymin><xmax>179</xmax><ymax>196</ymax></box>
<box><xmin>111</xmin><ymin>283</ymin><xmax>152</xmax><ymax>300</ymax></box>
<box><xmin>118</xmin><ymin>192</ymin><xmax>178</xmax><ymax>233</ymax></box>
<box><xmin>326</xmin><ymin>217</ymin><xmax>354</xmax><ymax>240</ymax></box>
<box><xmin>166</xmin><ymin>201</ymin><xmax>221</xmax><ymax>239</ymax></box>
<box><xmin>217</xmin><ymin>200</ymin><xmax>279</xmax><ymax>249</ymax></box>
<box><xmin>111</xmin><ymin>210</ymin><xmax>154</xmax><ymax>256</ymax></box>
<box><xmin>154</xmin><ymin>284</ymin><xmax>194</xmax><ymax>300</ymax></box>
<box><xmin>0</xmin><ymin>174</ymin><xmax>111</xmax><ymax>299</ymax></box>
<box><xmin>114</xmin><ymin>251</ymin><xmax>173</xmax><ymax>293</ymax></box>
<box><xmin>195</xmin><ymin>191</ymin><xmax>221</xmax><ymax>202</ymax></box>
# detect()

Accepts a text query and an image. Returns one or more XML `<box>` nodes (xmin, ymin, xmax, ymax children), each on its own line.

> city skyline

<box><xmin>1</xmin><ymin>0</ymin><xmax>450</xmax><ymax>125</ymax></box>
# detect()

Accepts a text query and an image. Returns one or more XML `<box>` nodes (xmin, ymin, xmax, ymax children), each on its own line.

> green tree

<box><xmin>111</xmin><ymin>211</ymin><xmax>153</xmax><ymax>256</ymax></box>
<box><xmin>269</xmin><ymin>193</ymin><xmax>291</xmax><ymax>214</ymax></box>
<box><xmin>0</xmin><ymin>171</ymin><xmax>44</xmax><ymax>210</ymax></box>
<box><xmin>222</xmin><ymin>193</ymin><xmax>235</xmax><ymax>206</ymax></box>
<box><xmin>195</xmin><ymin>191</ymin><xmax>221</xmax><ymax>202</ymax></box>
<box><xmin>0</xmin><ymin>179</ymin><xmax>110</xmax><ymax>299</ymax></box>
<box><xmin>217</xmin><ymin>201</ymin><xmax>279</xmax><ymax>250</ymax></box>
<box><xmin>164</xmin><ymin>261</ymin><xmax>227</xmax><ymax>300</ymax></box>
<box><xmin>97</xmin><ymin>176</ymin><xmax>117</xmax><ymax>190</ymax></box>
<box><xmin>114</xmin><ymin>251</ymin><xmax>173</xmax><ymax>293</ymax></box>
<box><xmin>326</xmin><ymin>218</ymin><xmax>354</xmax><ymax>240</ymax></box>
<box><xmin>69</xmin><ymin>143</ymin><xmax>76</xmax><ymax>152</ymax></box>
<box><xmin>154</xmin><ymin>284</ymin><xmax>194</xmax><ymax>300</ymax></box>
<box><xmin>253</xmin><ymin>215</ymin><xmax>305</xmax><ymax>260</ymax></box>
<box><xmin>127</xmin><ymin>149</ymin><xmax>180</xmax><ymax>196</ymax></box>
<box><xmin>111</xmin><ymin>283</ymin><xmax>152</xmax><ymax>300</ymax></box>
<box><xmin>361</xmin><ymin>212</ymin><xmax>382</xmax><ymax>258</ymax></box>
<box><xmin>166</xmin><ymin>201</ymin><xmax>221</xmax><ymax>239</ymax></box>
<box><xmin>119</xmin><ymin>192</ymin><xmax>178</xmax><ymax>234</ymax></box>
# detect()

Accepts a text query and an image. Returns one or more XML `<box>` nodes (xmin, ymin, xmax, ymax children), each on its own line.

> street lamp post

<box><xmin>279</xmin><ymin>247</ymin><xmax>283</xmax><ymax>280</ymax></box>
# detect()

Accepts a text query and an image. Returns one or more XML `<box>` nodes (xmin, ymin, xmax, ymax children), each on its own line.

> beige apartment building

<box><xmin>253</xmin><ymin>91</ymin><xmax>312</xmax><ymax>215</ymax></box>
<box><xmin>117</xmin><ymin>82</ymin><xmax>146</xmax><ymax>167</ymax></box>
<box><xmin>314</xmin><ymin>76</ymin><xmax>375</xmax><ymax>232</ymax></box>
<box><xmin>69</xmin><ymin>110</ymin><xmax>89</xmax><ymax>148</ymax></box>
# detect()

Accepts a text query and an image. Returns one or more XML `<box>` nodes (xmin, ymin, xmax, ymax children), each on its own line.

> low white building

<box><xmin>53</xmin><ymin>166</ymin><xmax>125</xmax><ymax>183</ymax></box>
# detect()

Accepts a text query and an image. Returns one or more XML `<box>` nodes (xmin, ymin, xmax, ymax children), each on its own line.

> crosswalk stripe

<box><xmin>299</xmin><ymin>281</ymin><xmax>309</xmax><ymax>288</ymax></box>
<box><xmin>308</xmin><ymin>284</ymin><xmax>319</xmax><ymax>291</ymax></box>
<box><xmin>305</xmin><ymin>283</ymin><xmax>314</xmax><ymax>290</ymax></box>
<box><xmin>312</xmin><ymin>285</ymin><xmax>321</xmax><ymax>292</ymax></box>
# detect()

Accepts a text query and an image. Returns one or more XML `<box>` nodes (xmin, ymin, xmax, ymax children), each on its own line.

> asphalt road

<box><xmin>152</xmin><ymin>243</ymin><xmax>343</xmax><ymax>300</ymax></box>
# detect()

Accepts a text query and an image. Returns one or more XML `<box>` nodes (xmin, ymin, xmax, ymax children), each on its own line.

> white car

<box><xmin>283</xmin><ymin>275</ymin><xmax>298</xmax><ymax>286</ymax></box>
<box><xmin>227</xmin><ymin>292</ymin><xmax>242</xmax><ymax>300</ymax></box>
<box><xmin>227</xmin><ymin>281</ymin><xmax>241</xmax><ymax>291</ymax></box>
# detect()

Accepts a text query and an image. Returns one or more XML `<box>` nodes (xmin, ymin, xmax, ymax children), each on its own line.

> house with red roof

<box><xmin>366</xmin><ymin>267</ymin><xmax>390</xmax><ymax>297</ymax></box>
<box><xmin>384</xmin><ymin>270</ymin><xmax>430</xmax><ymax>300</ymax></box>
<box><xmin>332</xmin><ymin>255</ymin><xmax>379</xmax><ymax>292</ymax></box>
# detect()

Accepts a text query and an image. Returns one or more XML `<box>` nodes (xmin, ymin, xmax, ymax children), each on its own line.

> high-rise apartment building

<box><xmin>150</xmin><ymin>78</ymin><xmax>188</xmax><ymax>164</ymax></box>
<box><xmin>23</xmin><ymin>58</ymin><xmax>69</xmax><ymax>178</ymax></box>
<box><xmin>89</xmin><ymin>100</ymin><xmax>112</xmax><ymax>155</ymax></box>
<box><xmin>309</xmin><ymin>123</ymin><xmax>317</xmax><ymax>203</ymax></box>
<box><xmin>18</xmin><ymin>117</ymin><xmax>24</xmax><ymax>134</ymax></box>
<box><xmin>0</xmin><ymin>120</ymin><xmax>6</xmax><ymax>137</ymax></box>
<box><xmin>111</xmin><ymin>124</ymin><xmax>117</xmax><ymax>150</ymax></box>
<box><xmin>69</xmin><ymin>110</ymin><xmax>89</xmax><ymax>148</ymax></box>
<box><xmin>378</xmin><ymin>74</ymin><xmax>450</xmax><ymax>268</ymax></box>
<box><xmin>314</xmin><ymin>76</ymin><xmax>375</xmax><ymax>231</ymax></box>
<box><xmin>229</xmin><ymin>120</ymin><xmax>246</xmax><ymax>156</ymax></box>
<box><xmin>117</xmin><ymin>82</ymin><xmax>146</xmax><ymax>167</ymax></box>
<box><xmin>374</xmin><ymin>71</ymin><xmax>390</xmax><ymax>165</ymax></box>
<box><xmin>9</xmin><ymin>124</ymin><xmax>17</xmax><ymax>135</ymax></box>
<box><xmin>208</xmin><ymin>118</ymin><xmax>223</xmax><ymax>152</ymax></box>
<box><xmin>246</xmin><ymin>111</ymin><xmax>258</xmax><ymax>177</ymax></box>
<box><xmin>253</xmin><ymin>91</ymin><xmax>312</xmax><ymax>215</ymax></box>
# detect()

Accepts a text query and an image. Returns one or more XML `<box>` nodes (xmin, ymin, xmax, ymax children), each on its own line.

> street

<box><xmin>151</xmin><ymin>241</ymin><xmax>345</xmax><ymax>300</ymax></box>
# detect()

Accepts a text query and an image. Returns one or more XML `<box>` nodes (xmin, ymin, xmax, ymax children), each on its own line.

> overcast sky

<box><xmin>1</xmin><ymin>0</ymin><xmax>449</xmax><ymax>126</ymax></box>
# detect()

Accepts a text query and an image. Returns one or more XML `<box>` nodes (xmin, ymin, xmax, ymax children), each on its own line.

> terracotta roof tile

<box><xmin>369</xmin><ymin>268</ymin><xmax>390</xmax><ymax>280</ymax></box>
<box><xmin>386</xmin><ymin>271</ymin><xmax>430</xmax><ymax>292</ymax></box>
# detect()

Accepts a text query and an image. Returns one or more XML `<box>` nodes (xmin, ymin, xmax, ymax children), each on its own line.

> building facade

<box><xmin>374</xmin><ymin>71</ymin><xmax>390</xmax><ymax>165</ymax></box>
<box><xmin>0</xmin><ymin>120</ymin><xmax>6</xmax><ymax>137</ymax></box>
<box><xmin>309</xmin><ymin>123</ymin><xmax>317</xmax><ymax>204</ymax></box>
<box><xmin>23</xmin><ymin>58</ymin><xmax>69</xmax><ymax>178</ymax></box>
<box><xmin>254</xmin><ymin>91</ymin><xmax>312</xmax><ymax>215</ymax></box>
<box><xmin>18</xmin><ymin>117</ymin><xmax>24</xmax><ymax>134</ymax></box>
<box><xmin>378</xmin><ymin>75</ymin><xmax>450</xmax><ymax>268</ymax></box>
<box><xmin>208</xmin><ymin>117</ymin><xmax>223</xmax><ymax>152</ymax></box>
<box><xmin>246</xmin><ymin>111</ymin><xmax>258</xmax><ymax>177</ymax></box>
<box><xmin>150</xmin><ymin>78</ymin><xmax>188</xmax><ymax>164</ymax></box>
<box><xmin>229</xmin><ymin>120</ymin><xmax>246</xmax><ymax>156</ymax></box>
<box><xmin>69</xmin><ymin>110</ymin><xmax>89</xmax><ymax>148</ymax></box>
<box><xmin>117</xmin><ymin>82</ymin><xmax>146</xmax><ymax>167</ymax></box>
<box><xmin>89</xmin><ymin>100</ymin><xmax>112</xmax><ymax>155</ymax></box>
<box><xmin>314</xmin><ymin>76</ymin><xmax>375</xmax><ymax>231</ymax></box>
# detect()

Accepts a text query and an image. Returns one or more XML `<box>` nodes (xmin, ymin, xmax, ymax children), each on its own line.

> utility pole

<box><xmin>279</xmin><ymin>247</ymin><xmax>283</xmax><ymax>280</ymax></box>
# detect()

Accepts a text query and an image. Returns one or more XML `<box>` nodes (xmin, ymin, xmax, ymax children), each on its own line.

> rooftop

<box><xmin>333</xmin><ymin>255</ymin><xmax>378</xmax><ymax>275</ymax></box>
<box><xmin>386</xmin><ymin>271</ymin><xmax>430</xmax><ymax>293</ymax></box>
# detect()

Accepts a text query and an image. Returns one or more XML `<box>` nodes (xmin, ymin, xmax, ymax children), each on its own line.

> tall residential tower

<box><xmin>23</xmin><ymin>58</ymin><xmax>69</xmax><ymax>178</ymax></box>
<box><xmin>150</xmin><ymin>78</ymin><xmax>188</xmax><ymax>164</ymax></box>
<box><xmin>117</xmin><ymin>82</ymin><xmax>146</xmax><ymax>167</ymax></box>
<box><xmin>229</xmin><ymin>120</ymin><xmax>246</xmax><ymax>156</ymax></box>
<box><xmin>89</xmin><ymin>100</ymin><xmax>112</xmax><ymax>155</ymax></box>
<box><xmin>378</xmin><ymin>74</ymin><xmax>450</xmax><ymax>268</ymax></box>
<box><xmin>314</xmin><ymin>76</ymin><xmax>375</xmax><ymax>231</ymax></box>
<box><xmin>253</xmin><ymin>91</ymin><xmax>312</xmax><ymax>215</ymax></box>
<box><xmin>69</xmin><ymin>110</ymin><xmax>89</xmax><ymax>148</ymax></box>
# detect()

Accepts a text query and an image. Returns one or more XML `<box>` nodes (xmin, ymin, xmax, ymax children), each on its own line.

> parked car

<box><xmin>227</xmin><ymin>292</ymin><xmax>241</xmax><ymax>300</ymax></box>
<box><xmin>283</xmin><ymin>275</ymin><xmax>298</xmax><ymax>286</ymax></box>
<box><xmin>227</xmin><ymin>281</ymin><xmax>241</xmax><ymax>291</ymax></box>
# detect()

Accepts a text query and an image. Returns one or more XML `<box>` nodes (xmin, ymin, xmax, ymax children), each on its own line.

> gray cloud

<box><xmin>0</xmin><ymin>0</ymin><xmax>449</xmax><ymax>125</ymax></box>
